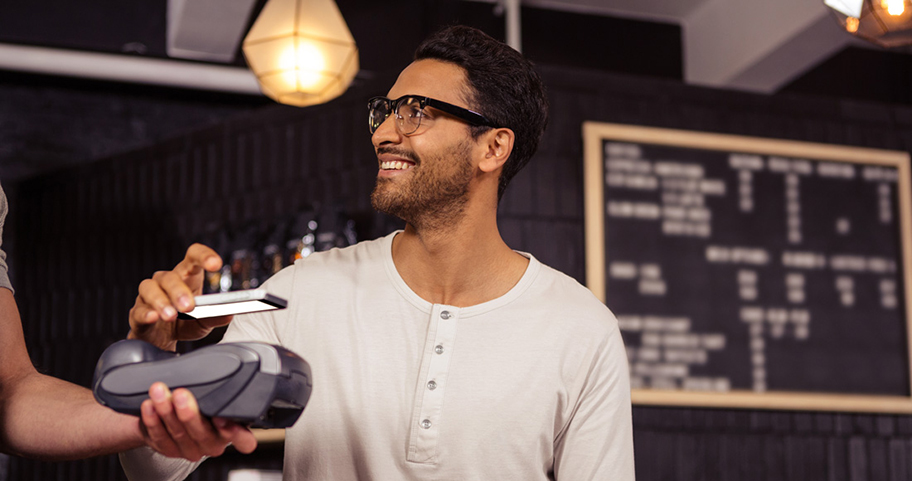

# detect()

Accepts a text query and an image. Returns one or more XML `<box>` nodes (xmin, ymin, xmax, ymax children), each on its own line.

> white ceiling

<box><xmin>522</xmin><ymin>0</ymin><xmax>869</xmax><ymax>93</ymax></box>
<box><xmin>0</xmin><ymin>0</ymin><xmax>874</xmax><ymax>97</ymax></box>
<box><xmin>168</xmin><ymin>0</ymin><xmax>869</xmax><ymax>94</ymax></box>
<box><xmin>524</xmin><ymin>0</ymin><xmax>711</xmax><ymax>22</ymax></box>
<box><xmin>0</xmin><ymin>0</ymin><xmax>869</xmax><ymax>92</ymax></box>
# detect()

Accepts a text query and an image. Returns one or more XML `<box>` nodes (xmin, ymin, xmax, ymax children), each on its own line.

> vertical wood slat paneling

<box><xmin>889</xmin><ymin>438</ymin><xmax>910</xmax><ymax>481</ymax></box>
<box><xmin>828</xmin><ymin>438</ymin><xmax>848</xmax><ymax>481</ymax></box>
<box><xmin>869</xmin><ymin>438</ymin><xmax>890</xmax><ymax>481</ymax></box>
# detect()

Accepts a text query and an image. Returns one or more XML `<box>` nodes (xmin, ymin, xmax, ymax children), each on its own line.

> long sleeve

<box><xmin>119</xmin><ymin>447</ymin><xmax>203</xmax><ymax>481</ymax></box>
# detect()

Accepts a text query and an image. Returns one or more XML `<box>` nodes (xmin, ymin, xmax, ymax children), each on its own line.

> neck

<box><xmin>391</xmin><ymin>206</ymin><xmax>528</xmax><ymax>307</ymax></box>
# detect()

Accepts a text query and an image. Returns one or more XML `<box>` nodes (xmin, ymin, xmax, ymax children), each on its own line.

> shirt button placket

<box><xmin>410</xmin><ymin>306</ymin><xmax>458</xmax><ymax>463</ymax></box>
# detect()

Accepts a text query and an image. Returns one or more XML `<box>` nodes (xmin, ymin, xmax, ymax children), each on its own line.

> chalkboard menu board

<box><xmin>583</xmin><ymin>122</ymin><xmax>912</xmax><ymax>412</ymax></box>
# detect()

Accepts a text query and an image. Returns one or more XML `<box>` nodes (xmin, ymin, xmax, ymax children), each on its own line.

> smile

<box><xmin>380</xmin><ymin>161</ymin><xmax>414</xmax><ymax>171</ymax></box>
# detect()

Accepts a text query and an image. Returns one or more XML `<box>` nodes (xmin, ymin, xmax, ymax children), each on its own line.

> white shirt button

<box><xmin>434</xmin><ymin>344</ymin><xmax>444</xmax><ymax>354</ymax></box>
<box><xmin>440</xmin><ymin>310</ymin><xmax>451</xmax><ymax>319</ymax></box>
<box><xmin>427</xmin><ymin>380</ymin><xmax>437</xmax><ymax>390</ymax></box>
<box><xmin>420</xmin><ymin>419</ymin><xmax>432</xmax><ymax>429</ymax></box>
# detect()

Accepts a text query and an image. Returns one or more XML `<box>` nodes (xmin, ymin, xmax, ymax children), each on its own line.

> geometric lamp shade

<box><xmin>825</xmin><ymin>0</ymin><xmax>912</xmax><ymax>48</ymax></box>
<box><xmin>242</xmin><ymin>0</ymin><xmax>359</xmax><ymax>107</ymax></box>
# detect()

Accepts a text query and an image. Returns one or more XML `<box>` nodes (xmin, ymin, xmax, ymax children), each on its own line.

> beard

<box><xmin>371</xmin><ymin>140</ymin><xmax>474</xmax><ymax>230</ymax></box>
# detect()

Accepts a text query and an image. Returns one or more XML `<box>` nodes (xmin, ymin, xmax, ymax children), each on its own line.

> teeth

<box><xmin>381</xmin><ymin>161</ymin><xmax>412</xmax><ymax>170</ymax></box>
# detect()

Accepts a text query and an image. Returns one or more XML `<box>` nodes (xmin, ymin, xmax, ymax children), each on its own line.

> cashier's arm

<box><xmin>0</xmin><ymin>287</ymin><xmax>255</xmax><ymax>460</ymax></box>
<box><xmin>0</xmin><ymin>287</ymin><xmax>144</xmax><ymax>460</ymax></box>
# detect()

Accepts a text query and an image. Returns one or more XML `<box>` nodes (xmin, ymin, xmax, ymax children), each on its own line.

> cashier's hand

<box><xmin>141</xmin><ymin>382</ymin><xmax>257</xmax><ymax>460</ymax></box>
<box><xmin>129</xmin><ymin>243</ymin><xmax>232</xmax><ymax>350</ymax></box>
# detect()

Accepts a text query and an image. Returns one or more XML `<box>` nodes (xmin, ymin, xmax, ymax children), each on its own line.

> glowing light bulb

<box><xmin>242</xmin><ymin>0</ymin><xmax>359</xmax><ymax>107</ymax></box>
<box><xmin>278</xmin><ymin>42</ymin><xmax>326</xmax><ymax>91</ymax></box>
<box><xmin>846</xmin><ymin>16</ymin><xmax>860</xmax><ymax>32</ymax></box>
<box><xmin>881</xmin><ymin>0</ymin><xmax>905</xmax><ymax>15</ymax></box>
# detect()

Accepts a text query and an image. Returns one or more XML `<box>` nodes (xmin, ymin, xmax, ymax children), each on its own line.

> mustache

<box><xmin>376</xmin><ymin>146</ymin><xmax>420</xmax><ymax>164</ymax></box>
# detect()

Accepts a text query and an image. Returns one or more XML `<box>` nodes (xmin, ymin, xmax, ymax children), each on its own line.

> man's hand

<box><xmin>128</xmin><ymin>244</ymin><xmax>232</xmax><ymax>350</ymax></box>
<box><xmin>140</xmin><ymin>382</ymin><xmax>257</xmax><ymax>460</ymax></box>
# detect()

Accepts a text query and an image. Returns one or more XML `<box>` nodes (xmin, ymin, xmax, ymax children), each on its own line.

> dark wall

<box><xmin>0</xmin><ymin>71</ymin><xmax>271</xmax><ymax>181</ymax></box>
<box><xmin>540</xmin><ymin>66</ymin><xmax>912</xmax><ymax>481</ymax></box>
<box><xmin>0</xmin><ymin>1</ymin><xmax>683</xmax><ymax>184</ymax></box>
<box><xmin>782</xmin><ymin>47</ymin><xmax>912</xmax><ymax>106</ymax></box>
<box><xmin>6</xmin><ymin>64</ymin><xmax>912</xmax><ymax>480</ymax></box>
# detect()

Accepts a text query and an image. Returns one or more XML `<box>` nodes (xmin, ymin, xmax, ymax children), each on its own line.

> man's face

<box><xmin>370</xmin><ymin>60</ymin><xmax>480</xmax><ymax>228</ymax></box>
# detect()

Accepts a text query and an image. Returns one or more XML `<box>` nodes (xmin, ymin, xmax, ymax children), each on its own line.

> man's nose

<box><xmin>371</xmin><ymin>114</ymin><xmax>402</xmax><ymax>147</ymax></box>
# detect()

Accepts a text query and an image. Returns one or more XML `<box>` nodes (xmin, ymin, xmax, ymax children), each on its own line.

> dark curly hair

<box><xmin>415</xmin><ymin>25</ymin><xmax>549</xmax><ymax>201</ymax></box>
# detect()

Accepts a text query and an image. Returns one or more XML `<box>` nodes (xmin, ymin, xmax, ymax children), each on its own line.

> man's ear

<box><xmin>478</xmin><ymin>128</ymin><xmax>515</xmax><ymax>173</ymax></box>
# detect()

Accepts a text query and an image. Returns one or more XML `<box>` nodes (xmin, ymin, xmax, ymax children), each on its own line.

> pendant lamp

<box><xmin>242</xmin><ymin>0</ymin><xmax>359</xmax><ymax>107</ymax></box>
<box><xmin>825</xmin><ymin>0</ymin><xmax>912</xmax><ymax>47</ymax></box>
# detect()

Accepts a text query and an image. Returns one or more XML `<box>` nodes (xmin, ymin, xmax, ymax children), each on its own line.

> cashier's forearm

<box><xmin>0</xmin><ymin>287</ymin><xmax>144</xmax><ymax>460</ymax></box>
<box><xmin>0</xmin><ymin>370</ymin><xmax>145</xmax><ymax>460</ymax></box>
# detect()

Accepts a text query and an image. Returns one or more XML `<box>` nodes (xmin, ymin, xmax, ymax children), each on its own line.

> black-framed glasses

<box><xmin>368</xmin><ymin>95</ymin><xmax>496</xmax><ymax>135</ymax></box>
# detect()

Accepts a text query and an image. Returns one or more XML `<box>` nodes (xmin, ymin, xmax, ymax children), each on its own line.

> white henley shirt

<box><xmin>121</xmin><ymin>231</ymin><xmax>634</xmax><ymax>480</ymax></box>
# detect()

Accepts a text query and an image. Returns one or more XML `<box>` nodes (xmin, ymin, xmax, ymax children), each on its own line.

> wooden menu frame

<box><xmin>583</xmin><ymin>121</ymin><xmax>912</xmax><ymax>413</ymax></box>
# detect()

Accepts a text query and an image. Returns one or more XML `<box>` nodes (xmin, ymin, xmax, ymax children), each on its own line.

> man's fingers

<box><xmin>140</xmin><ymin>400</ymin><xmax>180</xmax><ymax>458</ymax></box>
<box><xmin>138</xmin><ymin>277</ymin><xmax>180</xmax><ymax>322</ymax></box>
<box><xmin>213</xmin><ymin>418</ymin><xmax>258</xmax><ymax>454</ymax></box>
<box><xmin>154</xmin><ymin>270</ymin><xmax>197</xmax><ymax>313</ymax></box>
<box><xmin>168</xmin><ymin>244</ymin><xmax>222</xmax><ymax>297</ymax></box>
<box><xmin>142</xmin><ymin>384</ymin><xmax>252</xmax><ymax>460</ymax></box>
<box><xmin>173</xmin><ymin>389</ymin><xmax>227</xmax><ymax>457</ymax></box>
<box><xmin>149</xmin><ymin>383</ymin><xmax>203</xmax><ymax>462</ymax></box>
<box><xmin>130</xmin><ymin>302</ymin><xmax>160</xmax><ymax>326</ymax></box>
<box><xmin>175</xmin><ymin>244</ymin><xmax>223</xmax><ymax>279</ymax></box>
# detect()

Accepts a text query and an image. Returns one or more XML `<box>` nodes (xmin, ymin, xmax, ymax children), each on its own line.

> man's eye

<box><xmin>404</xmin><ymin>108</ymin><xmax>426</xmax><ymax>121</ymax></box>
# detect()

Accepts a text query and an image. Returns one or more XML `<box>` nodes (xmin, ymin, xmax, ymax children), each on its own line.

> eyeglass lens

<box><xmin>368</xmin><ymin>98</ymin><xmax>390</xmax><ymax>134</ymax></box>
<box><xmin>369</xmin><ymin>97</ymin><xmax>425</xmax><ymax>135</ymax></box>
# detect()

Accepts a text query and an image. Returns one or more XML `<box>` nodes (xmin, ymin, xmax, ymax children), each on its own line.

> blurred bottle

<box><xmin>200</xmin><ymin>230</ymin><xmax>230</xmax><ymax>294</ymax></box>
<box><xmin>286</xmin><ymin>210</ymin><xmax>318</xmax><ymax>264</ymax></box>
<box><xmin>262</xmin><ymin>220</ymin><xmax>288</xmax><ymax>280</ymax></box>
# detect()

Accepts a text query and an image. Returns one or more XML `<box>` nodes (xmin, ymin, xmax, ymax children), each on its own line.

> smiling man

<box><xmin>121</xmin><ymin>26</ymin><xmax>634</xmax><ymax>480</ymax></box>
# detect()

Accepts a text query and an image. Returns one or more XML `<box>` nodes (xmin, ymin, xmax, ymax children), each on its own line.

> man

<box><xmin>0</xmin><ymin>182</ymin><xmax>257</xmax><ymax>460</ymax></box>
<box><xmin>122</xmin><ymin>26</ymin><xmax>634</xmax><ymax>479</ymax></box>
